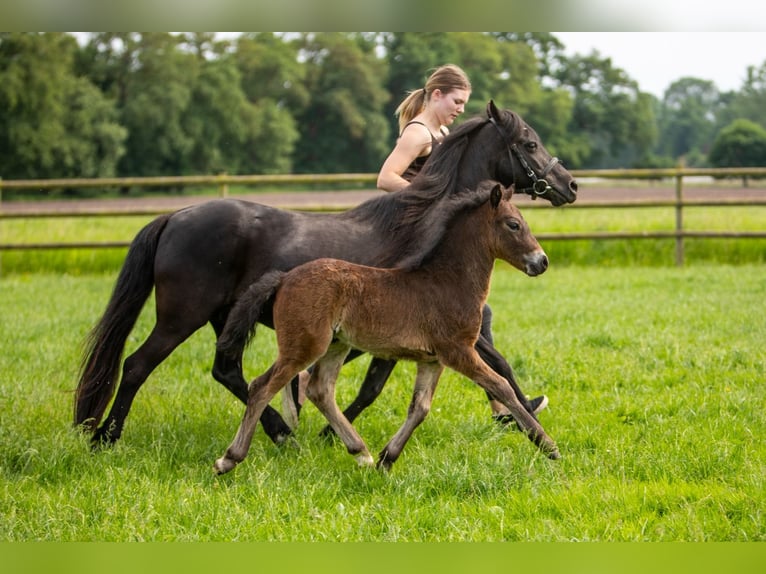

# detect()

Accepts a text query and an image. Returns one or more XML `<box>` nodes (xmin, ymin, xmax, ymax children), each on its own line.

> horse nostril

<box><xmin>540</xmin><ymin>254</ymin><xmax>549</xmax><ymax>272</ymax></box>
<box><xmin>570</xmin><ymin>180</ymin><xmax>578</xmax><ymax>194</ymax></box>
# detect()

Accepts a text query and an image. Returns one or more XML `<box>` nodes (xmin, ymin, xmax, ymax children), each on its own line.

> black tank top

<box><xmin>400</xmin><ymin>121</ymin><xmax>446</xmax><ymax>182</ymax></box>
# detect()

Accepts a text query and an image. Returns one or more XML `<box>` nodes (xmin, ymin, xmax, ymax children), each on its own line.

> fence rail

<box><xmin>2</xmin><ymin>168</ymin><xmax>766</xmax><ymax>266</ymax></box>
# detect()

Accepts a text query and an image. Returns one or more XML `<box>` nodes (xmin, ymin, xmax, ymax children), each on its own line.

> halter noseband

<box><xmin>488</xmin><ymin>116</ymin><xmax>560</xmax><ymax>199</ymax></box>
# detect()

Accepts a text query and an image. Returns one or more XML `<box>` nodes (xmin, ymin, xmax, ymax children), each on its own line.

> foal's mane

<box><xmin>384</xmin><ymin>181</ymin><xmax>499</xmax><ymax>271</ymax></box>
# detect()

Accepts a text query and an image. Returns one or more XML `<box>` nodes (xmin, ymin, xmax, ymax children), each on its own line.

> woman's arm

<box><xmin>376</xmin><ymin>123</ymin><xmax>432</xmax><ymax>192</ymax></box>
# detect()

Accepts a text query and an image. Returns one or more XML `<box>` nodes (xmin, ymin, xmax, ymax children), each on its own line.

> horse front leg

<box><xmin>475</xmin><ymin>332</ymin><xmax>550</xmax><ymax>427</ymax></box>
<box><xmin>305</xmin><ymin>345</ymin><xmax>374</xmax><ymax>467</ymax></box>
<box><xmin>477</xmin><ymin>304</ymin><xmax>547</xmax><ymax>422</ymax></box>
<box><xmin>444</xmin><ymin>347</ymin><xmax>560</xmax><ymax>460</ymax></box>
<box><xmin>378</xmin><ymin>362</ymin><xmax>443</xmax><ymax>471</ymax></box>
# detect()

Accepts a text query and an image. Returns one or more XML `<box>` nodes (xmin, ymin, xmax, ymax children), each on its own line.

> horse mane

<box><xmin>340</xmin><ymin>107</ymin><xmax>523</xmax><ymax>269</ymax></box>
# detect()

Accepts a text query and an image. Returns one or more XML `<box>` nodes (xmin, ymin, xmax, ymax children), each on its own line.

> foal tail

<box><xmin>217</xmin><ymin>270</ymin><xmax>285</xmax><ymax>357</ymax></box>
<box><xmin>74</xmin><ymin>213</ymin><xmax>172</xmax><ymax>431</ymax></box>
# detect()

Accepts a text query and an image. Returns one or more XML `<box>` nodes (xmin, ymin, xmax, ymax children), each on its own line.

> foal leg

<box><xmin>475</xmin><ymin>335</ymin><xmax>546</xmax><ymax>422</ymax></box>
<box><xmin>378</xmin><ymin>362</ymin><xmax>444</xmax><ymax>471</ymax></box>
<box><xmin>477</xmin><ymin>304</ymin><xmax>547</xmax><ymax>421</ymax></box>
<box><xmin>305</xmin><ymin>345</ymin><xmax>374</xmax><ymax>467</ymax></box>
<box><xmin>443</xmin><ymin>347</ymin><xmax>560</xmax><ymax>459</ymax></box>
<box><xmin>210</xmin><ymin>315</ymin><xmax>293</xmax><ymax>444</ymax></box>
<box><xmin>318</xmin><ymin>354</ymin><xmax>398</xmax><ymax>438</ymax></box>
<box><xmin>214</xmin><ymin>361</ymin><xmax>298</xmax><ymax>474</ymax></box>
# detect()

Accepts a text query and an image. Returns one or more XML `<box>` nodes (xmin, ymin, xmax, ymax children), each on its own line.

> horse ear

<box><xmin>490</xmin><ymin>183</ymin><xmax>503</xmax><ymax>208</ymax></box>
<box><xmin>487</xmin><ymin>100</ymin><xmax>501</xmax><ymax>121</ymax></box>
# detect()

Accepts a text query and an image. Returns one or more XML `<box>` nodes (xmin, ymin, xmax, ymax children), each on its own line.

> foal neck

<box><xmin>420</xmin><ymin>208</ymin><xmax>497</xmax><ymax>295</ymax></box>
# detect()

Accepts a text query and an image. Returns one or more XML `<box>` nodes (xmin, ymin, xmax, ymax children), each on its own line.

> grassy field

<box><xmin>1</xmin><ymin>263</ymin><xmax>763</xmax><ymax>541</ymax></box>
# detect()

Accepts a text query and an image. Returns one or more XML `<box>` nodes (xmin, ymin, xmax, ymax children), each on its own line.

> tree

<box><xmin>234</xmin><ymin>33</ymin><xmax>309</xmax><ymax>112</ymax></box>
<box><xmin>0</xmin><ymin>32</ymin><xmax>126</xmax><ymax>181</ymax></box>
<box><xmin>709</xmin><ymin>119</ymin><xmax>766</xmax><ymax>185</ymax></box>
<box><xmin>231</xmin><ymin>33</ymin><xmax>304</xmax><ymax>174</ymax></box>
<box><xmin>292</xmin><ymin>33</ymin><xmax>390</xmax><ymax>173</ymax></box>
<box><xmin>656</xmin><ymin>77</ymin><xmax>720</xmax><ymax>165</ymax></box>
<box><xmin>554</xmin><ymin>50</ymin><xmax>657</xmax><ymax>168</ymax></box>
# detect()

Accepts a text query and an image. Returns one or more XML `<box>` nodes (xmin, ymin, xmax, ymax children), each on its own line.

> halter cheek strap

<box><xmin>488</xmin><ymin>117</ymin><xmax>560</xmax><ymax>199</ymax></box>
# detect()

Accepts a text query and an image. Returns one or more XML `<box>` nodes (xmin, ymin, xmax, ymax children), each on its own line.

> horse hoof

<box><xmin>547</xmin><ymin>448</ymin><xmax>561</xmax><ymax>460</ymax></box>
<box><xmin>214</xmin><ymin>457</ymin><xmax>237</xmax><ymax>475</ymax></box>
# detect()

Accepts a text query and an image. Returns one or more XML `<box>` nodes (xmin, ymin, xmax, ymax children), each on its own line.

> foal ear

<box><xmin>487</xmin><ymin>100</ymin><xmax>501</xmax><ymax>122</ymax></box>
<box><xmin>490</xmin><ymin>183</ymin><xmax>503</xmax><ymax>208</ymax></box>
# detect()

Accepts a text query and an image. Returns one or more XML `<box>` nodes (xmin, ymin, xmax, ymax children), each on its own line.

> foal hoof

<box><xmin>547</xmin><ymin>447</ymin><xmax>561</xmax><ymax>460</ymax></box>
<box><xmin>213</xmin><ymin>457</ymin><xmax>237</xmax><ymax>475</ymax></box>
<box><xmin>354</xmin><ymin>452</ymin><xmax>375</xmax><ymax>467</ymax></box>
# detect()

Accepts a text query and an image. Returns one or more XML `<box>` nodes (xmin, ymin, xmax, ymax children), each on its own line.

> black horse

<box><xmin>75</xmin><ymin>100</ymin><xmax>577</xmax><ymax>447</ymax></box>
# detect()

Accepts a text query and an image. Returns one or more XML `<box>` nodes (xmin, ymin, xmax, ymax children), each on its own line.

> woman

<box><xmin>377</xmin><ymin>64</ymin><xmax>472</xmax><ymax>191</ymax></box>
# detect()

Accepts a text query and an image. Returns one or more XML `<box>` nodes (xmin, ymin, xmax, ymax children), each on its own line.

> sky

<box><xmin>554</xmin><ymin>32</ymin><xmax>766</xmax><ymax>98</ymax></box>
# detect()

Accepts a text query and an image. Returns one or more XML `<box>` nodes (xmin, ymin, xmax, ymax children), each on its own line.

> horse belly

<box><xmin>335</xmin><ymin>326</ymin><xmax>437</xmax><ymax>363</ymax></box>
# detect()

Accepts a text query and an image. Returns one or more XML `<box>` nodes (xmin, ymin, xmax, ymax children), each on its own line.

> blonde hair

<box><xmin>395</xmin><ymin>64</ymin><xmax>472</xmax><ymax>133</ymax></box>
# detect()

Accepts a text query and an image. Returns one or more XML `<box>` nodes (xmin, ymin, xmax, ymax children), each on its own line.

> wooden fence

<box><xmin>2</xmin><ymin>168</ymin><xmax>766</xmax><ymax>266</ymax></box>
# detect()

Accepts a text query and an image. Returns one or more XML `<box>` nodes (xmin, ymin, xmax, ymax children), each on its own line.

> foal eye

<box><xmin>507</xmin><ymin>220</ymin><xmax>521</xmax><ymax>231</ymax></box>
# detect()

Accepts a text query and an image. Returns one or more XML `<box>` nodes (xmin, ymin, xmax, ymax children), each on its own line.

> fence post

<box><xmin>218</xmin><ymin>172</ymin><xmax>229</xmax><ymax>198</ymax></box>
<box><xmin>674</xmin><ymin>169</ymin><xmax>684</xmax><ymax>266</ymax></box>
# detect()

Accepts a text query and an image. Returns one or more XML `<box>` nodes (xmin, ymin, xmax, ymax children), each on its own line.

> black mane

<box><xmin>341</xmin><ymin>109</ymin><xmax>524</xmax><ymax>269</ymax></box>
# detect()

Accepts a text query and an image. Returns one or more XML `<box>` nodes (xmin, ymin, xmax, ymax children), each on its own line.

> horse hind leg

<box><xmin>305</xmin><ymin>346</ymin><xmax>374</xmax><ymax>467</ymax></box>
<box><xmin>214</xmin><ymin>361</ymin><xmax>297</xmax><ymax>474</ymax></box>
<box><xmin>92</xmin><ymin>321</ymin><xmax>195</xmax><ymax>447</ymax></box>
<box><xmin>210</xmin><ymin>314</ymin><xmax>293</xmax><ymax>444</ymax></box>
<box><xmin>318</xmin><ymin>354</ymin><xmax>398</xmax><ymax>438</ymax></box>
<box><xmin>378</xmin><ymin>362</ymin><xmax>443</xmax><ymax>471</ymax></box>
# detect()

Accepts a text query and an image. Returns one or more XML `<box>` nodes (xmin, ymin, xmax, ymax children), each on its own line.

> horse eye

<box><xmin>526</xmin><ymin>142</ymin><xmax>538</xmax><ymax>152</ymax></box>
<box><xmin>507</xmin><ymin>220</ymin><xmax>521</xmax><ymax>231</ymax></box>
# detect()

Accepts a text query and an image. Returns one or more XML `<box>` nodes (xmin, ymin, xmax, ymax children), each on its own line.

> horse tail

<box><xmin>217</xmin><ymin>270</ymin><xmax>285</xmax><ymax>357</ymax></box>
<box><xmin>74</xmin><ymin>213</ymin><xmax>172</xmax><ymax>431</ymax></box>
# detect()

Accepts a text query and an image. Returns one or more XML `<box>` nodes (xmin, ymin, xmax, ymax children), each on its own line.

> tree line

<box><xmin>2</xmin><ymin>32</ymin><xmax>766</xmax><ymax>190</ymax></box>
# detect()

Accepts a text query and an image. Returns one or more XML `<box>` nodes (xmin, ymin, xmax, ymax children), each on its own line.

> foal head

<box><xmin>486</xmin><ymin>182</ymin><xmax>548</xmax><ymax>277</ymax></box>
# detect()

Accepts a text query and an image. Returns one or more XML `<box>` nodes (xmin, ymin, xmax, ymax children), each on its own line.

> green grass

<box><xmin>1</xmin><ymin>265</ymin><xmax>763</xmax><ymax>541</ymax></box>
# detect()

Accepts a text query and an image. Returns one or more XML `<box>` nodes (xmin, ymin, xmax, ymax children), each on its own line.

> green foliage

<box><xmin>1</xmin><ymin>267</ymin><xmax>763</xmax><ymax>541</ymax></box>
<box><xmin>656</xmin><ymin>78</ymin><xmax>721</xmax><ymax>164</ymax></box>
<box><xmin>0</xmin><ymin>33</ymin><xmax>126</xmax><ymax>180</ymax></box>
<box><xmin>709</xmin><ymin>118</ymin><xmax>766</xmax><ymax>168</ymax></box>
<box><xmin>292</xmin><ymin>33</ymin><xmax>391</xmax><ymax>173</ymax></box>
<box><xmin>3</xmin><ymin>32</ymin><xmax>766</xmax><ymax>186</ymax></box>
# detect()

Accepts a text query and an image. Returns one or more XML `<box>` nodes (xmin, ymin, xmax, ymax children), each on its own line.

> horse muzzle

<box><xmin>540</xmin><ymin>178</ymin><xmax>578</xmax><ymax>206</ymax></box>
<box><xmin>524</xmin><ymin>251</ymin><xmax>549</xmax><ymax>277</ymax></box>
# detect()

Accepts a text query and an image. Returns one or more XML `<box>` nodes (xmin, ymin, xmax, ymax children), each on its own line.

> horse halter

<box><xmin>488</xmin><ymin>116</ymin><xmax>560</xmax><ymax>199</ymax></box>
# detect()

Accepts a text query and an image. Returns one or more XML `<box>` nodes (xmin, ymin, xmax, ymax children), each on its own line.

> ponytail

<box><xmin>393</xmin><ymin>64</ymin><xmax>471</xmax><ymax>134</ymax></box>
